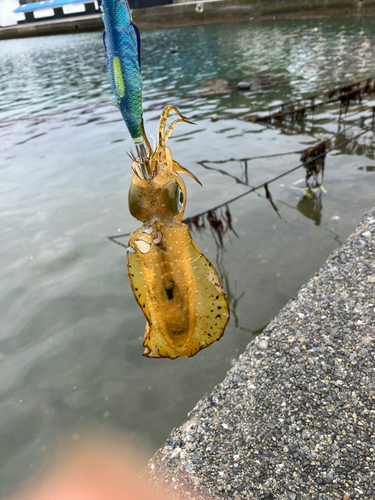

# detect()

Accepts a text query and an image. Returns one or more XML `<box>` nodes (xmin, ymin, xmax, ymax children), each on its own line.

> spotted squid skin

<box><xmin>127</xmin><ymin>220</ymin><xmax>230</xmax><ymax>359</ymax></box>
<box><xmin>101</xmin><ymin>0</ymin><xmax>144</xmax><ymax>142</ymax></box>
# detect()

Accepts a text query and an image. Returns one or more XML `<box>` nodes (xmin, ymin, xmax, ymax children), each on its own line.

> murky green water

<box><xmin>1</xmin><ymin>18</ymin><xmax>375</xmax><ymax>496</ymax></box>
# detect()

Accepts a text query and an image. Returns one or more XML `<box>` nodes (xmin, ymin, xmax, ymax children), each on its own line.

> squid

<box><xmin>102</xmin><ymin>0</ymin><xmax>229</xmax><ymax>358</ymax></box>
<box><xmin>127</xmin><ymin>106</ymin><xmax>229</xmax><ymax>358</ymax></box>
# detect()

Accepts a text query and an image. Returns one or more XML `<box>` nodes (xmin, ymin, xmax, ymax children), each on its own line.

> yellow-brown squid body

<box><xmin>126</xmin><ymin>106</ymin><xmax>229</xmax><ymax>359</ymax></box>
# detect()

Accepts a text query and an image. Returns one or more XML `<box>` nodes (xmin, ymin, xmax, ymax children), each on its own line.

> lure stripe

<box><xmin>113</xmin><ymin>56</ymin><xmax>125</xmax><ymax>99</ymax></box>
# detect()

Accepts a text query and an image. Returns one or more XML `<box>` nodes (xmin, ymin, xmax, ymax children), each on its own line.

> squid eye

<box><xmin>177</xmin><ymin>187</ymin><xmax>184</xmax><ymax>212</ymax></box>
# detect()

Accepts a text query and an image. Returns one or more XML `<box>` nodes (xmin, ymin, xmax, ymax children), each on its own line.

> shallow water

<box><xmin>1</xmin><ymin>18</ymin><xmax>375</xmax><ymax>495</ymax></box>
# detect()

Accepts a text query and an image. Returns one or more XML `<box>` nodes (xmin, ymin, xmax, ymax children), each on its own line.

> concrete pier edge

<box><xmin>147</xmin><ymin>204</ymin><xmax>375</xmax><ymax>500</ymax></box>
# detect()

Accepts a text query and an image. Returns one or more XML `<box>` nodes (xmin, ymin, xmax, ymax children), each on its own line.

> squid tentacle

<box><xmin>165</xmin><ymin>119</ymin><xmax>185</xmax><ymax>141</ymax></box>
<box><xmin>165</xmin><ymin>115</ymin><xmax>196</xmax><ymax>141</ymax></box>
<box><xmin>158</xmin><ymin>106</ymin><xmax>195</xmax><ymax>161</ymax></box>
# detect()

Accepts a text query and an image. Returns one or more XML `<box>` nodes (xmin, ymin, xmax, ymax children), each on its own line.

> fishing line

<box><xmin>200</xmin><ymin>148</ymin><xmax>306</xmax><ymax>165</ymax></box>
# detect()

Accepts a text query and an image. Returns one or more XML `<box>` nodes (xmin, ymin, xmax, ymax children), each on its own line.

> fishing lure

<box><xmin>101</xmin><ymin>0</ymin><xmax>149</xmax><ymax>160</ymax></box>
<box><xmin>101</xmin><ymin>1</ymin><xmax>229</xmax><ymax>358</ymax></box>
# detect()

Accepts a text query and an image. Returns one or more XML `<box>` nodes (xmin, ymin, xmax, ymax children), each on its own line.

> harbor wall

<box><xmin>1</xmin><ymin>0</ymin><xmax>375</xmax><ymax>39</ymax></box>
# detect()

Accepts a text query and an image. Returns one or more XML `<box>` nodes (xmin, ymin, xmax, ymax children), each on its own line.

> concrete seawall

<box><xmin>0</xmin><ymin>14</ymin><xmax>102</xmax><ymax>40</ymax></box>
<box><xmin>1</xmin><ymin>0</ymin><xmax>375</xmax><ymax>40</ymax></box>
<box><xmin>148</xmin><ymin>204</ymin><xmax>375</xmax><ymax>500</ymax></box>
<box><xmin>133</xmin><ymin>0</ymin><xmax>375</xmax><ymax>30</ymax></box>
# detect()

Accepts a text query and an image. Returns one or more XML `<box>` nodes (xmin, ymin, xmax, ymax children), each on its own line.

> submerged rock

<box><xmin>196</xmin><ymin>74</ymin><xmax>289</xmax><ymax>96</ymax></box>
<box><xmin>196</xmin><ymin>77</ymin><xmax>235</xmax><ymax>96</ymax></box>
<box><xmin>237</xmin><ymin>81</ymin><xmax>251</xmax><ymax>90</ymax></box>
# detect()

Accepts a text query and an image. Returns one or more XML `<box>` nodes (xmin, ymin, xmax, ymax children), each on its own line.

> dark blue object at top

<box><xmin>13</xmin><ymin>0</ymin><xmax>93</xmax><ymax>13</ymax></box>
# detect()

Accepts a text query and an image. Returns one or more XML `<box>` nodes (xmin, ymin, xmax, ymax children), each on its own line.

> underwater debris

<box><xmin>340</xmin><ymin>85</ymin><xmax>367</xmax><ymax>113</ymax></box>
<box><xmin>207</xmin><ymin>210</ymin><xmax>226</xmax><ymax>248</ymax></box>
<box><xmin>263</xmin><ymin>182</ymin><xmax>281</xmax><ymax>218</ymax></box>
<box><xmin>196</xmin><ymin>78</ymin><xmax>235</xmax><ymax>96</ymax></box>
<box><xmin>181</xmin><ymin>121</ymin><xmax>374</xmax><ymax>241</ymax></box>
<box><xmin>271</xmin><ymin>107</ymin><xmax>306</xmax><ymax>124</ymax></box>
<box><xmin>248</xmin><ymin>77</ymin><xmax>375</xmax><ymax>124</ymax></box>
<box><xmin>184</xmin><ymin>205</ymin><xmax>238</xmax><ymax>251</ymax></box>
<box><xmin>196</xmin><ymin>74</ymin><xmax>289</xmax><ymax>97</ymax></box>
<box><xmin>300</xmin><ymin>141</ymin><xmax>326</xmax><ymax>189</ymax></box>
<box><xmin>238</xmin><ymin>82</ymin><xmax>251</xmax><ymax>90</ymax></box>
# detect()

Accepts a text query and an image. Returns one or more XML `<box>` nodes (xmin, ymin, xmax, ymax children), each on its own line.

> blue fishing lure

<box><xmin>101</xmin><ymin>0</ymin><xmax>149</xmax><ymax>158</ymax></box>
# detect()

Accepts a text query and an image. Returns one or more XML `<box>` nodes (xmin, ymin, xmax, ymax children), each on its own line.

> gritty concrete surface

<box><xmin>147</xmin><ymin>204</ymin><xmax>375</xmax><ymax>500</ymax></box>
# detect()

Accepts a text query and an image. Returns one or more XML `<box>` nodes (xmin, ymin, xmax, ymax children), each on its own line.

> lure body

<box><xmin>126</xmin><ymin>106</ymin><xmax>230</xmax><ymax>358</ymax></box>
<box><xmin>101</xmin><ymin>0</ymin><xmax>147</xmax><ymax>155</ymax></box>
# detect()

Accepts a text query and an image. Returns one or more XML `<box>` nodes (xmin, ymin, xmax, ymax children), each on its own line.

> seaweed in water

<box><xmin>249</xmin><ymin>77</ymin><xmax>375</xmax><ymax>124</ymax></box>
<box><xmin>263</xmin><ymin>182</ymin><xmax>281</xmax><ymax>218</ymax></box>
<box><xmin>300</xmin><ymin>141</ymin><xmax>326</xmax><ymax>189</ymax></box>
<box><xmin>263</xmin><ymin>107</ymin><xmax>306</xmax><ymax>124</ymax></box>
<box><xmin>184</xmin><ymin>205</ymin><xmax>238</xmax><ymax>252</ymax></box>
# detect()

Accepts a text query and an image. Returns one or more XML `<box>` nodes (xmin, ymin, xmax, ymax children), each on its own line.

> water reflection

<box><xmin>185</xmin><ymin>206</ymin><xmax>239</xmax><ymax>255</ymax></box>
<box><xmin>215</xmin><ymin>257</ymin><xmax>265</xmax><ymax>336</ymax></box>
<box><xmin>2</xmin><ymin>19</ymin><xmax>375</xmax><ymax>122</ymax></box>
<box><xmin>334</xmin><ymin>124</ymin><xmax>375</xmax><ymax>159</ymax></box>
<box><xmin>296</xmin><ymin>189</ymin><xmax>323</xmax><ymax>226</ymax></box>
<box><xmin>198</xmin><ymin>158</ymin><xmax>254</xmax><ymax>186</ymax></box>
